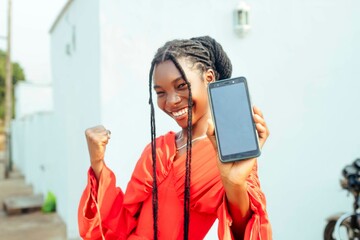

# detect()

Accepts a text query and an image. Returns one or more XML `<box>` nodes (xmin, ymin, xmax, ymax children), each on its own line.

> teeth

<box><xmin>172</xmin><ymin>108</ymin><xmax>188</xmax><ymax>117</ymax></box>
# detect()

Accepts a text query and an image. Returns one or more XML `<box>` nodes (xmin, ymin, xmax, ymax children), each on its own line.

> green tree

<box><xmin>0</xmin><ymin>49</ymin><xmax>26</xmax><ymax>122</ymax></box>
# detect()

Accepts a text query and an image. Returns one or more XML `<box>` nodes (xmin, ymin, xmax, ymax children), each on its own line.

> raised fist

<box><xmin>85</xmin><ymin>125</ymin><xmax>111</xmax><ymax>179</ymax></box>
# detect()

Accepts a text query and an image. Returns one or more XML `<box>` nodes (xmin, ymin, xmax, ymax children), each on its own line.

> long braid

<box><xmin>169</xmin><ymin>55</ymin><xmax>193</xmax><ymax>240</ymax></box>
<box><xmin>148</xmin><ymin>36</ymin><xmax>232</xmax><ymax>240</ymax></box>
<box><xmin>148</xmin><ymin>61</ymin><xmax>158</xmax><ymax>240</ymax></box>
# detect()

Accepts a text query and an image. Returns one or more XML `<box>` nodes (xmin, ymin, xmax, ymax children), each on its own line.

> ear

<box><xmin>204</xmin><ymin>69</ymin><xmax>215</xmax><ymax>84</ymax></box>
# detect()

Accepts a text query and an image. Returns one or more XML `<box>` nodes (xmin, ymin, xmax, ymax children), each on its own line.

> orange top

<box><xmin>78</xmin><ymin>132</ymin><xmax>272</xmax><ymax>239</ymax></box>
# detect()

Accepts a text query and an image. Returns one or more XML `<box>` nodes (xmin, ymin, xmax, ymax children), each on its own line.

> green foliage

<box><xmin>0</xmin><ymin>49</ymin><xmax>26</xmax><ymax>120</ymax></box>
<box><xmin>42</xmin><ymin>191</ymin><xmax>56</xmax><ymax>213</ymax></box>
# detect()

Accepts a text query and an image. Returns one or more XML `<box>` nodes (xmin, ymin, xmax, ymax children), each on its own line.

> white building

<box><xmin>11</xmin><ymin>0</ymin><xmax>360</xmax><ymax>239</ymax></box>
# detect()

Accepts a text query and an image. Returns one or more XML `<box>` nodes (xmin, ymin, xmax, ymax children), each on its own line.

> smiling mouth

<box><xmin>171</xmin><ymin>107</ymin><xmax>188</xmax><ymax>118</ymax></box>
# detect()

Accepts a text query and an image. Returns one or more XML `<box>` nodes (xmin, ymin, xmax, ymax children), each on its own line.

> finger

<box><xmin>103</xmin><ymin>137</ymin><xmax>109</xmax><ymax>145</ymax></box>
<box><xmin>92</xmin><ymin>134</ymin><xmax>109</xmax><ymax>145</ymax></box>
<box><xmin>96</xmin><ymin>127</ymin><xmax>110</xmax><ymax>139</ymax></box>
<box><xmin>106</xmin><ymin>129</ymin><xmax>111</xmax><ymax>139</ymax></box>
<box><xmin>255</xmin><ymin>123</ymin><xmax>267</xmax><ymax>137</ymax></box>
<box><xmin>94</xmin><ymin>125</ymin><xmax>106</xmax><ymax>133</ymax></box>
<box><xmin>206</xmin><ymin>119</ymin><xmax>218</xmax><ymax>149</ymax></box>
<box><xmin>255</xmin><ymin>123</ymin><xmax>268</xmax><ymax>148</ymax></box>
<box><xmin>253</xmin><ymin>114</ymin><xmax>266</xmax><ymax>126</ymax></box>
<box><xmin>85</xmin><ymin>125</ymin><xmax>105</xmax><ymax>136</ymax></box>
<box><xmin>253</xmin><ymin>105</ymin><xmax>263</xmax><ymax>118</ymax></box>
<box><xmin>206</xmin><ymin>119</ymin><xmax>215</xmax><ymax>137</ymax></box>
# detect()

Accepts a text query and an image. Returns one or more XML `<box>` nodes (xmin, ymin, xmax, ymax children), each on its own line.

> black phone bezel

<box><xmin>208</xmin><ymin>76</ymin><xmax>261</xmax><ymax>162</ymax></box>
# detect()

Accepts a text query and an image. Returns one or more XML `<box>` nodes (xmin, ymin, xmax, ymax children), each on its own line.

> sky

<box><xmin>0</xmin><ymin>0</ymin><xmax>67</xmax><ymax>84</ymax></box>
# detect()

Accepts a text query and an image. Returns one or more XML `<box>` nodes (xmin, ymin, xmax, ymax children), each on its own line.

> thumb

<box><xmin>206</xmin><ymin>119</ymin><xmax>217</xmax><ymax>149</ymax></box>
<box><xmin>206</xmin><ymin>118</ymin><xmax>215</xmax><ymax>137</ymax></box>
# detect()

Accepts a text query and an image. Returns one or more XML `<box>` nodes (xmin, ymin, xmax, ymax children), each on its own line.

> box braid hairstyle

<box><xmin>148</xmin><ymin>36</ymin><xmax>232</xmax><ymax>240</ymax></box>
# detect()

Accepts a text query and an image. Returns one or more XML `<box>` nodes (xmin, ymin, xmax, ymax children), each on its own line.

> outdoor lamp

<box><xmin>234</xmin><ymin>1</ymin><xmax>251</xmax><ymax>37</ymax></box>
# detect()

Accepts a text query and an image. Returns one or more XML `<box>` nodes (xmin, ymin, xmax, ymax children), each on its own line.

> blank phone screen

<box><xmin>210</xmin><ymin>81</ymin><xmax>257</xmax><ymax>156</ymax></box>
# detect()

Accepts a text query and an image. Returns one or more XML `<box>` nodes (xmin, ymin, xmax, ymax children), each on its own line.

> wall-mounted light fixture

<box><xmin>234</xmin><ymin>1</ymin><xmax>251</xmax><ymax>37</ymax></box>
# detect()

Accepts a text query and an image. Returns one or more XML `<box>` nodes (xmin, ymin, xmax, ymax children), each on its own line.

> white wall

<box><xmin>99</xmin><ymin>0</ymin><xmax>360</xmax><ymax>239</ymax></box>
<box><xmin>12</xmin><ymin>82</ymin><xmax>54</xmax><ymax>185</ymax></box>
<box><xmin>248</xmin><ymin>1</ymin><xmax>360</xmax><ymax>238</ymax></box>
<box><xmin>14</xmin><ymin>82</ymin><xmax>53</xmax><ymax>119</ymax></box>
<box><xmin>11</xmin><ymin>113</ymin><xmax>56</xmax><ymax>195</ymax></box>
<box><xmin>49</xmin><ymin>0</ymin><xmax>101</xmax><ymax>238</ymax></box>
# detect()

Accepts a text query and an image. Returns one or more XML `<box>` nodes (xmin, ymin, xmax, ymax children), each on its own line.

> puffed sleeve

<box><xmin>217</xmin><ymin>162</ymin><xmax>272</xmax><ymax>240</ymax></box>
<box><xmin>78</xmin><ymin>165</ymin><xmax>136</xmax><ymax>240</ymax></box>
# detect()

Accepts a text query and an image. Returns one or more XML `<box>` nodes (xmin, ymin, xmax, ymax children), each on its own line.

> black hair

<box><xmin>148</xmin><ymin>36</ymin><xmax>232</xmax><ymax>240</ymax></box>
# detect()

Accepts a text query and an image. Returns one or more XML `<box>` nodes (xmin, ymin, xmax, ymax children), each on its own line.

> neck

<box><xmin>179</xmin><ymin>112</ymin><xmax>211</xmax><ymax>140</ymax></box>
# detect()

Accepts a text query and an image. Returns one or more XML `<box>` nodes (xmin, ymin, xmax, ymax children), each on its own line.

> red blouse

<box><xmin>78</xmin><ymin>131</ymin><xmax>272</xmax><ymax>239</ymax></box>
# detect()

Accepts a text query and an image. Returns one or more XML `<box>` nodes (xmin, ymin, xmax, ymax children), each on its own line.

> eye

<box><xmin>156</xmin><ymin>91</ymin><xmax>165</xmax><ymax>97</ymax></box>
<box><xmin>177</xmin><ymin>82</ymin><xmax>188</xmax><ymax>89</ymax></box>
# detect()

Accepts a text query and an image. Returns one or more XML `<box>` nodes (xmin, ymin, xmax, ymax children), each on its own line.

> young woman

<box><xmin>78</xmin><ymin>36</ymin><xmax>272</xmax><ymax>240</ymax></box>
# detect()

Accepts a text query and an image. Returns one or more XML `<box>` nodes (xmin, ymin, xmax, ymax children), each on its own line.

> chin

<box><xmin>175</xmin><ymin>116</ymin><xmax>200</xmax><ymax>130</ymax></box>
<box><xmin>174</xmin><ymin>118</ymin><xmax>189</xmax><ymax>129</ymax></box>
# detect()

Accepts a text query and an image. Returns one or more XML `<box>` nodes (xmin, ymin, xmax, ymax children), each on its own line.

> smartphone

<box><xmin>208</xmin><ymin>77</ymin><xmax>261</xmax><ymax>162</ymax></box>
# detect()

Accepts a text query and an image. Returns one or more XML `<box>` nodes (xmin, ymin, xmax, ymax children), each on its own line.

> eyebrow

<box><xmin>153</xmin><ymin>76</ymin><xmax>183</xmax><ymax>89</ymax></box>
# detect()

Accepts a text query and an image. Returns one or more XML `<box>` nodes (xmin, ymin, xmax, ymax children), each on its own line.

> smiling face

<box><xmin>153</xmin><ymin>58</ymin><xmax>215</xmax><ymax>130</ymax></box>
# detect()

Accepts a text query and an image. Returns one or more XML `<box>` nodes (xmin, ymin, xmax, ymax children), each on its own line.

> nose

<box><xmin>167</xmin><ymin>92</ymin><xmax>181</xmax><ymax>106</ymax></box>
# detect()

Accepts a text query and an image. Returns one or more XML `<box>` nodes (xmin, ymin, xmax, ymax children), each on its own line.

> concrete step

<box><xmin>7</xmin><ymin>167</ymin><xmax>25</xmax><ymax>179</ymax></box>
<box><xmin>0</xmin><ymin>151</ymin><xmax>6</xmax><ymax>178</ymax></box>
<box><xmin>0</xmin><ymin>178</ymin><xmax>33</xmax><ymax>211</ymax></box>
<box><xmin>0</xmin><ymin>178</ymin><xmax>29</xmax><ymax>189</ymax></box>
<box><xmin>0</xmin><ymin>211</ymin><xmax>67</xmax><ymax>240</ymax></box>
<box><xmin>3</xmin><ymin>194</ymin><xmax>44</xmax><ymax>215</ymax></box>
<box><xmin>0</xmin><ymin>162</ymin><xmax>5</xmax><ymax>180</ymax></box>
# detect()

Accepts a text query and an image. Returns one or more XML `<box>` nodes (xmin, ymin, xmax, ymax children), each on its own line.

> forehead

<box><xmin>153</xmin><ymin>59</ymin><xmax>199</xmax><ymax>85</ymax></box>
<box><xmin>153</xmin><ymin>60</ymin><xmax>182</xmax><ymax>83</ymax></box>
